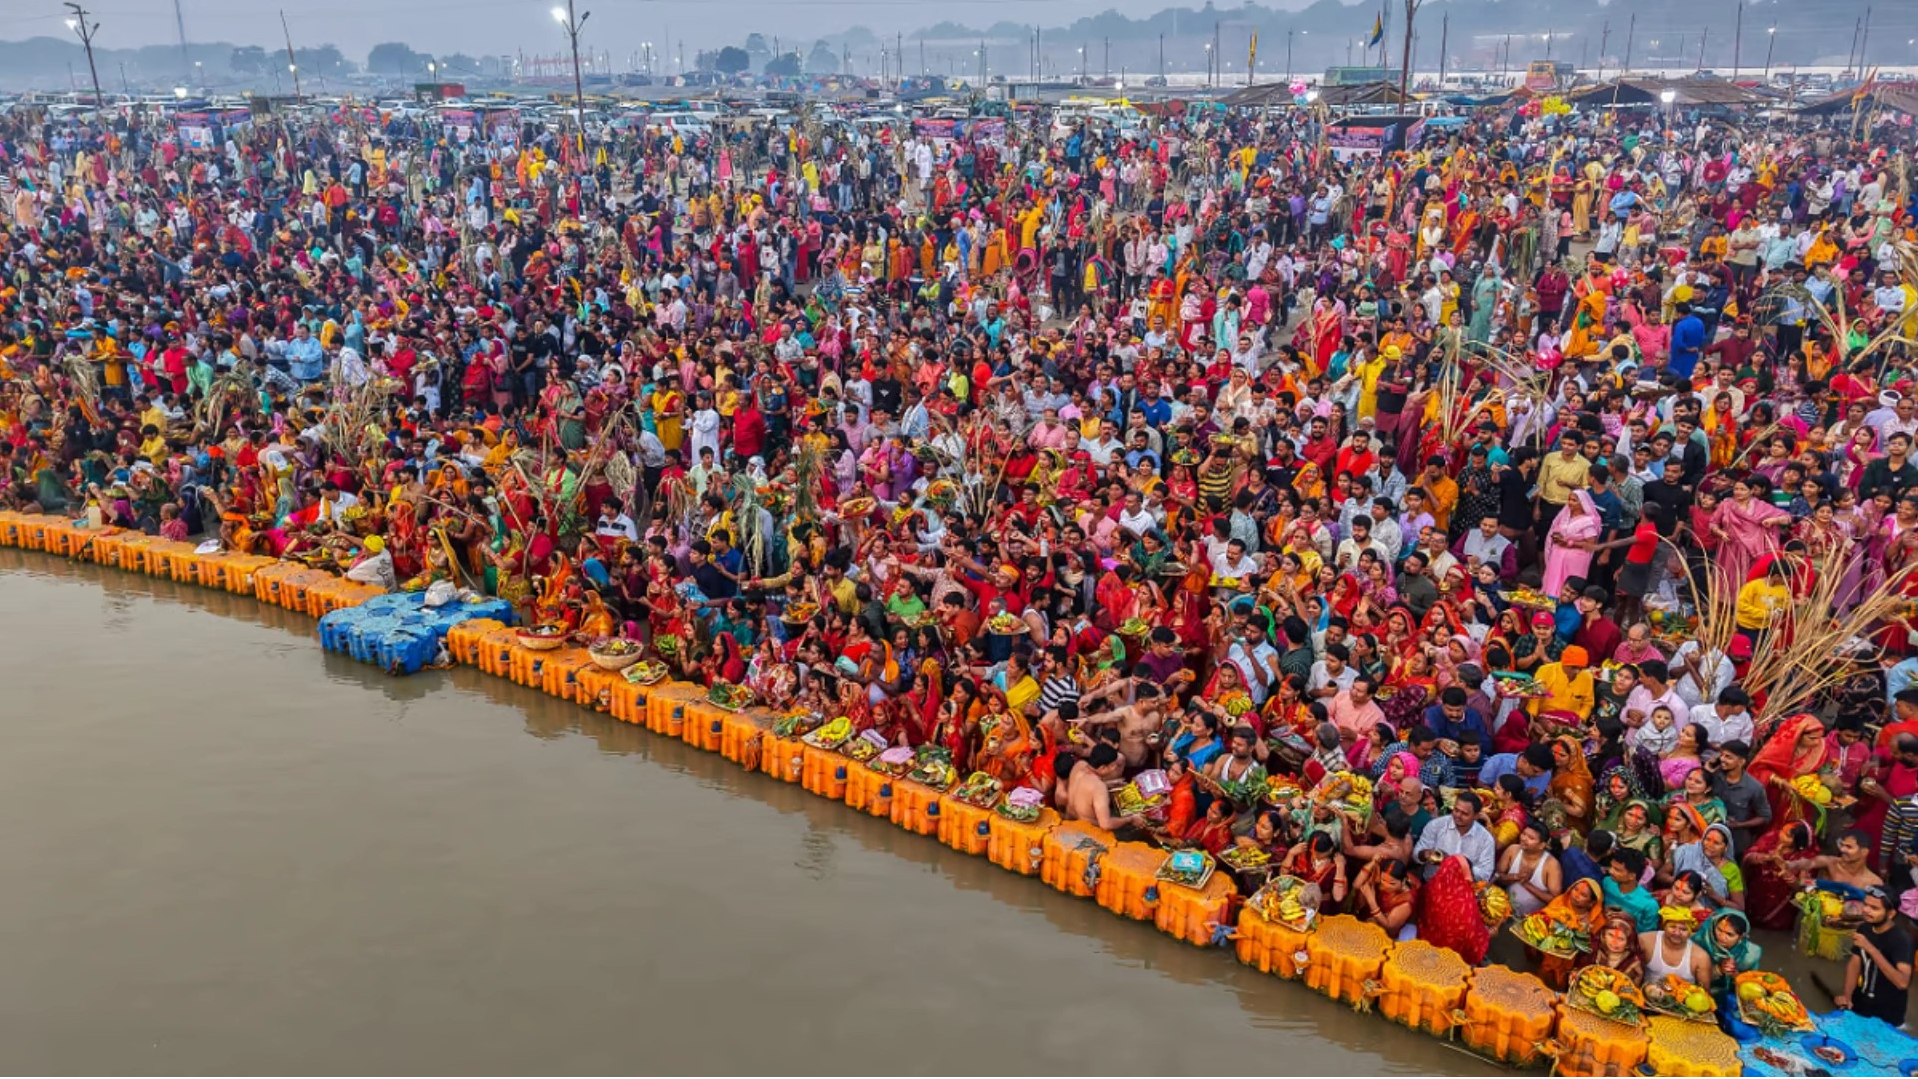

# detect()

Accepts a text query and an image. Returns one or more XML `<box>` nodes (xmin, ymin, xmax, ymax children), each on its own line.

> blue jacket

<box><xmin>1669</xmin><ymin>314</ymin><xmax>1707</xmax><ymax>378</ymax></box>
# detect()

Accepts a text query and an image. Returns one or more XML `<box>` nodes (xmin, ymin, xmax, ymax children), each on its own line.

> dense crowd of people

<box><xmin>6</xmin><ymin>89</ymin><xmax>1918</xmax><ymax>1028</ymax></box>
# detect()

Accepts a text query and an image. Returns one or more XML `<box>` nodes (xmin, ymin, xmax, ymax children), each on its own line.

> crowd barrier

<box><xmin>0</xmin><ymin>510</ymin><xmax>1754</xmax><ymax>1076</ymax></box>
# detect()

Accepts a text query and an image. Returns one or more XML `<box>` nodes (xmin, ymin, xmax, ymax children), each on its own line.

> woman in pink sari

<box><xmin>1708</xmin><ymin>477</ymin><xmax>1794</xmax><ymax>588</ymax></box>
<box><xmin>1304</xmin><ymin>294</ymin><xmax>1344</xmax><ymax>378</ymax></box>
<box><xmin>1542</xmin><ymin>490</ymin><xmax>1600</xmax><ymax>597</ymax></box>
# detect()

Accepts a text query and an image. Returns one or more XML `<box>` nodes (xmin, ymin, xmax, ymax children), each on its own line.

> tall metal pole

<box><xmin>280</xmin><ymin>10</ymin><xmax>303</xmax><ymax>97</ymax></box>
<box><xmin>1437</xmin><ymin>14</ymin><xmax>1448</xmax><ymax>87</ymax></box>
<box><xmin>1621</xmin><ymin>13</ymin><xmax>1635</xmax><ymax>76</ymax></box>
<box><xmin>1732</xmin><ymin>0</ymin><xmax>1743</xmax><ymax>79</ymax></box>
<box><xmin>1286</xmin><ymin>29</ymin><xmax>1293</xmax><ymax>80</ymax></box>
<box><xmin>1763</xmin><ymin>24</ymin><xmax>1777</xmax><ymax>78</ymax></box>
<box><xmin>1158</xmin><ymin>34</ymin><xmax>1164</xmax><ymax>81</ymax></box>
<box><xmin>172</xmin><ymin>0</ymin><xmax>191</xmax><ymax>84</ymax></box>
<box><xmin>1858</xmin><ymin>6</ymin><xmax>1872</xmax><ymax>69</ymax></box>
<box><xmin>1697</xmin><ymin>26</ymin><xmax>1707</xmax><ymax>73</ymax></box>
<box><xmin>1214</xmin><ymin>20</ymin><xmax>1221</xmax><ymax>87</ymax></box>
<box><xmin>553</xmin><ymin>0</ymin><xmax>589</xmax><ymax>150</ymax></box>
<box><xmin>1846</xmin><ymin>18</ymin><xmax>1860</xmax><ymax>75</ymax></box>
<box><xmin>64</xmin><ymin>3</ymin><xmax>105</xmax><ymax>109</ymax></box>
<box><xmin>1598</xmin><ymin>20</ymin><xmax>1609</xmax><ymax>81</ymax></box>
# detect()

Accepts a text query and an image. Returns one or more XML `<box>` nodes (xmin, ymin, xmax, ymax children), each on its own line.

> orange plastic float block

<box><xmin>1039</xmin><ymin>821</ymin><xmax>1115</xmax><ymax>898</ymax></box>
<box><xmin>68</xmin><ymin>528</ymin><xmax>112</xmax><ymax>563</ymax></box>
<box><xmin>842</xmin><ymin>760</ymin><xmax>895</xmax><ymax>817</ymax></box>
<box><xmin>718</xmin><ymin>708</ymin><xmax>771</xmax><ymax>762</ymax></box>
<box><xmin>139</xmin><ymin>540</ymin><xmax>180</xmax><ymax>577</ymax></box>
<box><xmin>87</xmin><ymin>530</ymin><xmax>128</xmax><ymax>566</ymax></box>
<box><xmin>759</xmin><ymin>733</ymin><xmax>807</xmax><ymax>784</ymax></box>
<box><xmin>1378</xmin><ymin>939</ymin><xmax>1470</xmax><ymax>1036</ymax></box>
<box><xmin>1093</xmin><ymin>842</ymin><xmax>1166</xmax><ymax>921</ymax></box>
<box><xmin>1155</xmin><ymin>871</ymin><xmax>1238</xmax><ymax>946</ymax></box>
<box><xmin>888</xmin><ymin>779</ymin><xmax>944</xmax><ymax>836</ymax></box>
<box><xmin>322</xmin><ymin>581</ymin><xmax>383</xmax><ymax>615</ymax></box>
<box><xmin>280</xmin><ymin>568</ymin><xmax>332</xmax><ymax>613</ymax></box>
<box><xmin>682</xmin><ymin>702</ymin><xmax>725</xmax><ymax>753</ymax></box>
<box><xmin>195</xmin><ymin>554</ymin><xmax>232</xmax><ymax>590</ymax></box>
<box><xmin>0</xmin><ymin>511</ymin><xmax>22</xmax><ymax>546</ymax></box>
<box><xmin>223</xmin><ymin>556</ymin><xmax>272</xmax><ymax>595</ymax></box>
<box><xmin>1460</xmin><ymin>966</ymin><xmax>1558</xmax><ymax>1068</ymax></box>
<box><xmin>574</xmin><ymin>666</ymin><xmax>625</xmax><ymax>714</ymax></box>
<box><xmin>147</xmin><ymin>542</ymin><xmax>195</xmax><ymax>582</ymax></box>
<box><xmin>1234</xmin><ymin>906</ymin><xmax>1313</xmax><ymax>979</ymax></box>
<box><xmin>514</xmin><ymin>640</ymin><xmax>571</xmax><ymax>693</ymax></box>
<box><xmin>303</xmin><ymin>577</ymin><xmax>346</xmax><ymax>617</ymax></box>
<box><xmin>538</xmin><ymin>648</ymin><xmax>595</xmax><ymax>702</ymax></box>
<box><xmin>1643</xmin><ymin>1015</ymin><xmax>1740</xmax><ymax>1078</ymax></box>
<box><xmin>250</xmin><ymin>562</ymin><xmax>302</xmax><ymax>606</ymax></box>
<box><xmin>800</xmin><ymin>743</ymin><xmax>850</xmax><ymax>800</ymax></box>
<box><xmin>986</xmin><ymin>808</ymin><xmax>1059</xmax><ymax>876</ymax></box>
<box><xmin>476</xmin><ymin>627</ymin><xmax>520</xmax><ymax>677</ymax></box>
<box><xmin>22</xmin><ymin>517</ymin><xmax>51</xmax><ymax>551</ymax></box>
<box><xmin>116</xmin><ymin>533</ymin><xmax>158</xmax><ymax>573</ymax></box>
<box><xmin>445</xmin><ymin>619</ymin><xmax>506</xmax><ymax>668</ymax></box>
<box><xmin>646</xmin><ymin>683</ymin><xmax>700</xmax><ymax>737</ymax></box>
<box><xmin>935</xmin><ymin>797</ymin><xmax>995</xmax><ymax>857</ymax></box>
<box><xmin>1552</xmin><ymin>1005</ymin><xmax>1647</xmax><ymax>1078</ymax></box>
<box><xmin>612</xmin><ymin>682</ymin><xmax>650</xmax><ymax>725</ymax></box>
<box><xmin>1304</xmin><ymin>915</ymin><xmax>1394</xmax><ymax>1006</ymax></box>
<box><xmin>41</xmin><ymin>520</ymin><xmax>76</xmax><ymax>556</ymax></box>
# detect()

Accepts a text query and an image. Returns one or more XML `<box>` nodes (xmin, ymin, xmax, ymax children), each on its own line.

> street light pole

<box><xmin>63</xmin><ymin>3</ymin><xmax>106</xmax><ymax>111</ymax></box>
<box><xmin>1764</xmin><ymin>24</ymin><xmax>1776</xmax><ymax>78</ymax></box>
<box><xmin>552</xmin><ymin>0</ymin><xmax>590</xmax><ymax>152</ymax></box>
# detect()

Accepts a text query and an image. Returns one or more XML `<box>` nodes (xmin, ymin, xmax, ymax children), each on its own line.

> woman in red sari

<box><xmin>1280</xmin><ymin>831</ymin><xmax>1349</xmax><ymax>912</ymax></box>
<box><xmin>1746</xmin><ymin>713</ymin><xmax>1830</xmax><ymax>833</ymax></box>
<box><xmin>1415</xmin><ymin>854</ymin><xmax>1492</xmax><ymax>963</ymax></box>
<box><xmin>1742</xmin><ymin>820</ymin><xmax>1817</xmax><ymax>931</ymax></box>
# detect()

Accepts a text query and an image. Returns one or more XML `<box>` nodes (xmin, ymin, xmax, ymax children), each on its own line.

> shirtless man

<box><xmin>1639</xmin><ymin>909</ymin><xmax>1713</xmax><ymax>988</ymax></box>
<box><xmin>1064</xmin><ymin>744</ymin><xmax>1146</xmax><ymax>830</ymax></box>
<box><xmin>1786</xmin><ymin>828</ymin><xmax>1886</xmax><ymax>891</ymax></box>
<box><xmin>1074</xmin><ymin>683</ymin><xmax>1169</xmax><ymax>770</ymax></box>
<box><xmin>1202</xmin><ymin>726</ymin><xmax>1266</xmax><ymax>787</ymax></box>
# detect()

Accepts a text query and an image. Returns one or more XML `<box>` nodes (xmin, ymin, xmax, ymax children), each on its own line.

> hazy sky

<box><xmin>7</xmin><ymin>0</ymin><xmax>1308</xmax><ymax>64</ymax></box>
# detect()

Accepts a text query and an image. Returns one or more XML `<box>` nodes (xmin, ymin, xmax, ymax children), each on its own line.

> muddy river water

<box><xmin>0</xmin><ymin>553</ymin><xmax>1489</xmax><ymax>1074</ymax></box>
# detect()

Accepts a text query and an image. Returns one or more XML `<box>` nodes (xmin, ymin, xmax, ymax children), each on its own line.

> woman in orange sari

<box><xmin>1548</xmin><ymin>734</ymin><xmax>1597</xmax><ymax>834</ymax></box>
<box><xmin>1532</xmin><ymin>876</ymin><xmax>1608</xmax><ymax>989</ymax></box>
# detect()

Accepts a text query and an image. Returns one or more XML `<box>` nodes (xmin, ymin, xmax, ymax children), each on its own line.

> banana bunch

<box><xmin>1791</xmin><ymin>775</ymin><xmax>1833</xmax><ymax>806</ymax></box>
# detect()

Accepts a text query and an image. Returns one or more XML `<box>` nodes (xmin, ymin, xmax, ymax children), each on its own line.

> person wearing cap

<box><xmin>1836</xmin><ymin>884</ymin><xmax>1914</xmax><ymax>1025</ymax></box>
<box><xmin>1638</xmin><ymin>905</ymin><xmax>1711</xmax><ymax>987</ymax></box>
<box><xmin>1529</xmin><ymin>645</ymin><xmax>1595</xmax><ymax>724</ymax></box>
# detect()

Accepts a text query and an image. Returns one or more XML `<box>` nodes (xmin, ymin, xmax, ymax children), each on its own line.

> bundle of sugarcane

<box><xmin>1676</xmin><ymin>538</ymin><xmax>1918</xmax><ymax>725</ymax></box>
<box><xmin>791</xmin><ymin>432</ymin><xmax>827</xmax><ymax>523</ymax></box>
<box><xmin>318</xmin><ymin>376</ymin><xmax>397</xmax><ymax>467</ymax></box>
<box><xmin>58</xmin><ymin>344</ymin><xmax>102</xmax><ymax>422</ymax></box>
<box><xmin>731</xmin><ymin>478</ymin><xmax>769</xmax><ymax>578</ymax></box>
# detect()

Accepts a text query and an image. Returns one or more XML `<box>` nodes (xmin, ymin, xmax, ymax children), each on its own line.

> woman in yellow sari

<box><xmin>1563</xmin><ymin>284</ymin><xmax>1607</xmax><ymax>360</ymax></box>
<box><xmin>1700</xmin><ymin>392</ymin><xmax>1740</xmax><ymax>469</ymax></box>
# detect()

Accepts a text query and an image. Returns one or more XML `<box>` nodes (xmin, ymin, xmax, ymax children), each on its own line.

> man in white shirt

<box><xmin>1335</xmin><ymin>517</ymin><xmax>1390</xmax><ymax>572</ymax></box>
<box><xmin>1413</xmin><ymin>790</ymin><xmax>1497</xmax><ymax>882</ymax></box>
<box><xmin>1210</xmin><ymin>538</ymin><xmax>1259</xmax><ymax>583</ymax></box>
<box><xmin>594</xmin><ymin>498</ymin><xmax>638</xmax><ymax>542</ymax></box>
<box><xmin>1670</xmin><ymin>639</ymin><xmax>1735</xmax><ymax>709</ymax></box>
<box><xmin>1690</xmin><ymin>687</ymin><xmax>1753</xmax><ymax>748</ymax></box>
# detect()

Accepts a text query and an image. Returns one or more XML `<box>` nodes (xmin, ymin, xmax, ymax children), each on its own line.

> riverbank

<box><xmin>0</xmin><ymin>512</ymin><xmax>1741</xmax><ymax>1076</ymax></box>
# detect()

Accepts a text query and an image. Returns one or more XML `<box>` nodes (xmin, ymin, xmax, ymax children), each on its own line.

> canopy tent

<box><xmin>1566</xmin><ymin>77</ymin><xmax>1771</xmax><ymax>109</ymax></box>
<box><xmin>1220</xmin><ymin>80</ymin><xmax>1417</xmax><ymax>110</ymax></box>
<box><xmin>1797</xmin><ymin>81</ymin><xmax>1918</xmax><ymax>119</ymax></box>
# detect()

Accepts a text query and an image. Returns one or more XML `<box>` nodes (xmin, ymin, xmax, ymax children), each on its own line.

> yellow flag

<box><xmin>1248</xmin><ymin>31</ymin><xmax>1258</xmax><ymax>74</ymax></box>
